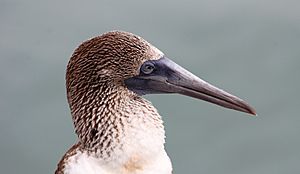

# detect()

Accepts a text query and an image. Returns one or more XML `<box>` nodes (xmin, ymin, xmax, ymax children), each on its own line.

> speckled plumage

<box><xmin>56</xmin><ymin>30</ymin><xmax>256</xmax><ymax>174</ymax></box>
<box><xmin>56</xmin><ymin>31</ymin><xmax>172</xmax><ymax>174</ymax></box>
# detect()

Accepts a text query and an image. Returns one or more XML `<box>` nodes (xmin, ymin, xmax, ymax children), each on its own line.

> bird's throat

<box><xmin>71</xmin><ymin>90</ymin><xmax>166</xmax><ymax>161</ymax></box>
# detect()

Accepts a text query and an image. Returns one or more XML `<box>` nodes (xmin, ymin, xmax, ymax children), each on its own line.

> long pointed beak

<box><xmin>125</xmin><ymin>57</ymin><xmax>256</xmax><ymax>115</ymax></box>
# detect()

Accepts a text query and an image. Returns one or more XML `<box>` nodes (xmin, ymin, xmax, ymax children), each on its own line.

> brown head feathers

<box><xmin>66</xmin><ymin>31</ymin><xmax>164</xmax><ymax>153</ymax></box>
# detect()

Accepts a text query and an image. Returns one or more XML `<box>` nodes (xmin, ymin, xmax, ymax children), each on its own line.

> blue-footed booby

<box><xmin>55</xmin><ymin>31</ymin><xmax>256</xmax><ymax>174</ymax></box>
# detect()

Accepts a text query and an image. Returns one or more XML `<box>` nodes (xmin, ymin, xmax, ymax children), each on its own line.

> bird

<box><xmin>55</xmin><ymin>31</ymin><xmax>256</xmax><ymax>174</ymax></box>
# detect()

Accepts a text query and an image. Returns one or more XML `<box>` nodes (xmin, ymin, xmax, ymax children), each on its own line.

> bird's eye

<box><xmin>141</xmin><ymin>62</ymin><xmax>155</xmax><ymax>74</ymax></box>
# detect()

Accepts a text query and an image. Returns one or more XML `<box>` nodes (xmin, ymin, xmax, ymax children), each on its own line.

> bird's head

<box><xmin>66</xmin><ymin>31</ymin><xmax>256</xmax><ymax>118</ymax></box>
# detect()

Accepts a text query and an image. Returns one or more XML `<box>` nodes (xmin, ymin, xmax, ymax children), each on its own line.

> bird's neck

<box><xmin>70</xmin><ymin>87</ymin><xmax>166</xmax><ymax>161</ymax></box>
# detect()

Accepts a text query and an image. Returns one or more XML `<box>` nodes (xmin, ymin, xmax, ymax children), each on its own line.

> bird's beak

<box><xmin>125</xmin><ymin>56</ymin><xmax>256</xmax><ymax>115</ymax></box>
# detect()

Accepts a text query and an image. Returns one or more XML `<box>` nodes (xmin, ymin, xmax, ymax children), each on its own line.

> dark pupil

<box><xmin>145</xmin><ymin>65</ymin><xmax>153</xmax><ymax>71</ymax></box>
<box><xmin>143</xmin><ymin>64</ymin><xmax>154</xmax><ymax>74</ymax></box>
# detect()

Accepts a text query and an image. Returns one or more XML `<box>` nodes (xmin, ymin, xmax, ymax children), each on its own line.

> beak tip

<box><xmin>246</xmin><ymin>107</ymin><xmax>257</xmax><ymax>116</ymax></box>
<box><xmin>250</xmin><ymin>112</ymin><xmax>257</xmax><ymax>116</ymax></box>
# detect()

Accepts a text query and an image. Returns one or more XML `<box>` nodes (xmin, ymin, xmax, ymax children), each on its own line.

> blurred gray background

<box><xmin>1</xmin><ymin>0</ymin><xmax>299</xmax><ymax>173</ymax></box>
